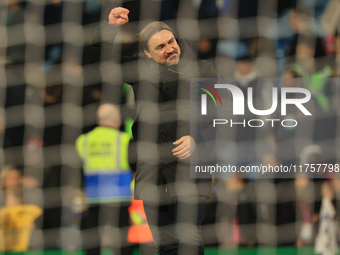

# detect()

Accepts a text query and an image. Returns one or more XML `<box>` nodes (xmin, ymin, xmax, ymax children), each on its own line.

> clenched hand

<box><xmin>108</xmin><ymin>7</ymin><xmax>129</xmax><ymax>26</ymax></box>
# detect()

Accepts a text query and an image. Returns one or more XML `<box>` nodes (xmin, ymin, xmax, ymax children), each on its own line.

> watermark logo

<box><xmin>201</xmin><ymin>84</ymin><xmax>312</xmax><ymax>116</ymax></box>
<box><xmin>198</xmin><ymin>83</ymin><xmax>312</xmax><ymax>128</ymax></box>
<box><xmin>197</xmin><ymin>82</ymin><xmax>222</xmax><ymax>115</ymax></box>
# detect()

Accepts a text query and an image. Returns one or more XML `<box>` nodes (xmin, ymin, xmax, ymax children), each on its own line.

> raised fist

<box><xmin>108</xmin><ymin>7</ymin><xmax>129</xmax><ymax>26</ymax></box>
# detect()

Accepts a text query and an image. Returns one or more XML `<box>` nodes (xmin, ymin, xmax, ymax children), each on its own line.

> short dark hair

<box><xmin>138</xmin><ymin>22</ymin><xmax>173</xmax><ymax>52</ymax></box>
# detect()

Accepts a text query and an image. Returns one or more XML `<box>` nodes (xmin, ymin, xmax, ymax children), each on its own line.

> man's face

<box><xmin>144</xmin><ymin>30</ymin><xmax>181</xmax><ymax>66</ymax></box>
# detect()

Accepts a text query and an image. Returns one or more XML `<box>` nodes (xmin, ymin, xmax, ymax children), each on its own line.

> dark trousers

<box><xmin>143</xmin><ymin>191</ymin><xmax>207</xmax><ymax>255</ymax></box>
<box><xmin>82</xmin><ymin>203</ymin><xmax>131</xmax><ymax>255</ymax></box>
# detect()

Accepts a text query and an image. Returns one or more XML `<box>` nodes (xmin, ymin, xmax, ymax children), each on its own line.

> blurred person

<box><xmin>0</xmin><ymin>165</ymin><xmax>22</xmax><ymax>196</ymax></box>
<box><xmin>275</xmin><ymin>178</ymin><xmax>296</xmax><ymax>244</ymax></box>
<box><xmin>216</xmin><ymin>173</ymin><xmax>257</xmax><ymax>247</ymax></box>
<box><xmin>286</xmin><ymin>34</ymin><xmax>333</xmax><ymax>113</ymax></box>
<box><xmin>254</xmin><ymin>154</ymin><xmax>277</xmax><ymax>246</ymax></box>
<box><xmin>330</xmin><ymin>175</ymin><xmax>340</xmax><ymax>243</ymax></box>
<box><xmin>22</xmin><ymin>117</ymin><xmax>64</xmax><ymax>249</ymax></box>
<box><xmin>299</xmin><ymin>144</ymin><xmax>329</xmax><ymax>179</ymax></box>
<box><xmin>294</xmin><ymin>174</ymin><xmax>317</xmax><ymax>247</ymax></box>
<box><xmin>327</xmin><ymin>31</ymin><xmax>340</xmax><ymax>119</ymax></box>
<box><xmin>4</xmin><ymin>0</ymin><xmax>25</xmax><ymax>66</ymax></box>
<box><xmin>281</xmin><ymin>69</ymin><xmax>301</xmax><ymax>87</ymax></box>
<box><xmin>268</xmin><ymin>69</ymin><xmax>334</xmax><ymax>170</ymax></box>
<box><xmin>271</xmin><ymin>6</ymin><xmax>327</xmax><ymax>75</ymax></box>
<box><xmin>0</xmin><ymin>165</ymin><xmax>42</xmax><ymax>252</ymax></box>
<box><xmin>196</xmin><ymin>0</ymin><xmax>219</xmax><ymax>61</ymax></box>
<box><xmin>43</xmin><ymin>0</ymin><xmax>63</xmax><ymax>69</ymax></box>
<box><xmin>257</xmin><ymin>155</ymin><xmax>296</xmax><ymax>245</ymax></box>
<box><xmin>37</xmin><ymin>70</ymin><xmax>63</xmax><ymax>149</ymax></box>
<box><xmin>322</xmin><ymin>0</ymin><xmax>340</xmax><ymax>37</ymax></box>
<box><xmin>332</xmin><ymin>34</ymin><xmax>340</xmax><ymax>76</ymax></box>
<box><xmin>90</xmin><ymin>7</ymin><xmax>232</xmax><ymax>255</ymax></box>
<box><xmin>24</xmin><ymin>135</ymin><xmax>44</xmax><ymax>180</ymax></box>
<box><xmin>82</xmin><ymin>84</ymin><xmax>102</xmax><ymax>106</ymax></box>
<box><xmin>0</xmin><ymin>165</ymin><xmax>40</xmax><ymax>207</ymax></box>
<box><xmin>225</xmin><ymin>54</ymin><xmax>275</xmax><ymax>168</ymax></box>
<box><xmin>315</xmin><ymin>182</ymin><xmax>338</xmax><ymax>255</ymax></box>
<box><xmin>234</xmin><ymin>55</ymin><xmax>258</xmax><ymax>82</ymax></box>
<box><xmin>3</xmin><ymin>0</ymin><xmax>26</xmax><ymax>152</ymax></box>
<box><xmin>231</xmin><ymin>55</ymin><xmax>258</xmax><ymax>168</ymax></box>
<box><xmin>298</xmin><ymin>145</ymin><xmax>332</xmax><ymax>229</ymax></box>
<box><xmin>0</xmin><ymin>165</ymin><xmax>42</xmax><ymax>218</ymax></box>
<box><xmin>249</xmin><ymin>37</ymin><xmax>278</xmax><ymax>78</ymax></box>
<box><xmin>75</xmin><ymin>103</ymin><xmax>133</xmax><ymax>255</ymax></box>
<box><xmin>41</xmin><ymin>82</ymin><xmax>63</xmax><ymax>149</ymax></box>
<box><xmin>287</xmin><ymin>34</ymin><xmax>330</xmax><ymax>74</ymax></box>
<box><xmin>269</xmin><ymin>69</ymin><xmax>306</xmax><ymax>167</ymax></box>
<box><xmin>260</xmin><ymin>153</ymin><xmax>280</xmax><ymax>178</ymax></box>
<box><xmin>289</xmin><ymin>8</ymin><xmax>318</xmax><ymax>38</ymax></box>
<box><xmin>40</xmin><ymin>84</ymin><xmax>62</xmax><ymax>106</ymax></box>
<box><xmin>197</xmin><ymin>39</ymin><xmax>217</xmax><ymax>61</ymax></box>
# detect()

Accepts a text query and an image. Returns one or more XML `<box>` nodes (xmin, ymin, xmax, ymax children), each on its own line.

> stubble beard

<box><xmin>165</xmin><ymin>53</ymin><xmax>180</xmax><ymax>67</ymax></box>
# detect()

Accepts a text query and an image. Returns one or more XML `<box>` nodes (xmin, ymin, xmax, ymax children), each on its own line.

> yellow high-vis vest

<box><xmin>75</xmin><ymin>126</ymin><xmax>132</xmax><ymax>203</ymax></box>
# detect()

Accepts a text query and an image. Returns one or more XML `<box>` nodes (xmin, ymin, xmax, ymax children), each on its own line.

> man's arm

<box><xmin>90</xmin><ymin>7</ymin><xmax>138</xmax><ymax>84</ymax></box>
<box><xmin>91</xmin><ymin>7</ymin><xmax>128</xmax><ymax>66</ymax></box>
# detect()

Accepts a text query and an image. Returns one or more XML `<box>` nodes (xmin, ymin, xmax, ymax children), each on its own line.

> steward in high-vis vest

<box><xmin>75</xmin><ymin>124</ymin><xmax>132</xmax><ymax>203</ymax></box>
<box><xmin>75</xmin><ymin>103</ymin><xmax>133</xmax><ymax>255</ymax></box>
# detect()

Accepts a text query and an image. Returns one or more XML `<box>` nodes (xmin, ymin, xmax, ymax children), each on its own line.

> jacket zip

<box><xmin>167</xmin><ymin>68</ymin><xmax>183</xmax><ymax>75</ymax></box>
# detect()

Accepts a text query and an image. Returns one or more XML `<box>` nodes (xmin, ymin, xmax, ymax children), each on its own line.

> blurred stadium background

<box><xmin>1</xmin><ymin>0</ymin><xmax>340</xmax><ymax>254</ymax></box>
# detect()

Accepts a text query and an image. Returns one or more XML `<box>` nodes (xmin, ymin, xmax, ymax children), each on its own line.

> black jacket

<box><xmin>91</xmin><ymin>21</ymin><xmax>232</xmax><ymax>202</ymax></box>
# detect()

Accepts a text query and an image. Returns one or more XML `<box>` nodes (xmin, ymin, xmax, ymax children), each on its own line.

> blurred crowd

<box><xmin>0</xmin><ymin>0</ymin><xmax>340</xmax><ymax>252</ymax></box>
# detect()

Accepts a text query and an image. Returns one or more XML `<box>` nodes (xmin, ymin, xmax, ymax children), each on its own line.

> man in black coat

<box><xmin>91</xmin><ymin>7</ymin><xmax>232</xmax><ymax>255</ymax></box>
